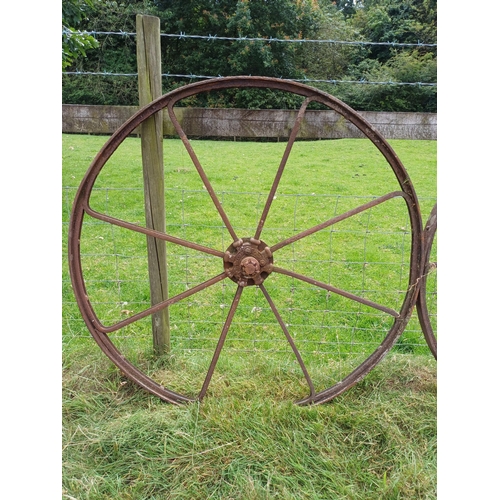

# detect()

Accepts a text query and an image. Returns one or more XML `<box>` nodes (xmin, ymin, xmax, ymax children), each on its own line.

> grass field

<box><xmin>63</xmin><ymin>133</ymin><xmax>436</xmax><ymax>499</ymax></box>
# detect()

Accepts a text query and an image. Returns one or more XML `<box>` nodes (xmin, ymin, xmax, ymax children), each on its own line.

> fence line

<box><xmin>63</xmin><ymin>70</ymin><xmax>436</xmax><ymax>88</ymax></box>
<box><xmin>63</xmin><ymin>28</ymin><xmax>438</xmax><ymax>48</ymax></box>
<box><xmin>62</xmin><ymin>28</ymin><xmax>437</xmax><ymax>88</ymax></box>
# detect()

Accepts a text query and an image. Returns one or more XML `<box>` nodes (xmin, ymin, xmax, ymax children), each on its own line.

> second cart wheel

<box><xmin>416</xmin><ymin>203</ymin><xmax>437</xmax><ymax>359</ymax></box>
<box><xmin>68</xmin><ymin>76</ymin><xmax>424</xmax><ymax>405</ymax></box>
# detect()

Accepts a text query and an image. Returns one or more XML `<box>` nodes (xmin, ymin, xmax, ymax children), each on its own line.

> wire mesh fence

<box><xmin>63</xmin><ymin>185</ymin><xmax>437</xmax><ymax>359</ymax></box>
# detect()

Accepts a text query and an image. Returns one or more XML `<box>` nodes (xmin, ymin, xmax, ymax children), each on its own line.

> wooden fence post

<box><xmin>136</xmin><ymin>14</ymin><xmax>170</xmax><ymax>354</ymax></box>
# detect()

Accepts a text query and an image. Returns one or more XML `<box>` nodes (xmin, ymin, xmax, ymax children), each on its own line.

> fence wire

<box><xmin>62</xmin><ymin>29</ymin><xmax>437</xmax><ymax>88</ymax></box>
<box><xmin>63</xmin><ymin>28</ymin><xmax>438</xmax><ymax>48</ymax></box>
<box><xmin>63</xmin><ymin>70</ymin><xmax>436</xmax><ymax>87</ymax></box>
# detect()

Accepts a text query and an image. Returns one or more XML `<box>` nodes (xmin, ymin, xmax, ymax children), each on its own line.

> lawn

<box><xmin>63</xmin><ymin>133</ymin><xmax>436</xmax><ymax>499</ymax></box>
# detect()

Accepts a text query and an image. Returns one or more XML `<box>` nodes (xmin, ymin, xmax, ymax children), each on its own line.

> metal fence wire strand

<box><xmin>62</xmin><ymin>29</ymin><xmax>437</xmax><ymax>88</ymax></box>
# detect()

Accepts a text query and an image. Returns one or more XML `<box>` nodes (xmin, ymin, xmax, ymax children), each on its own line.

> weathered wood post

<box><xmin>136</xmin><ymin>14</ymin><xmax>170</xmax><ymax>354</ymax></box>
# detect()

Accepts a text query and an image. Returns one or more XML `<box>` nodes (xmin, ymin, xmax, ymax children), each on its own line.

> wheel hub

<box><xmin>224</xmin><ymin>237</ymin><xmax>273</xmax><ymax>286</ymax></box>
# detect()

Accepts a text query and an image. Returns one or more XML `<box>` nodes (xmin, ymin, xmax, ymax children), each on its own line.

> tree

<box><xmin>62</xmin><ymin>0</ymin><xmax>159</xmax><ymax>105</ymax></box>
<box><xmin>62</xmin><ymin>0</ymin><xmax>100</xmax><ymax>69</ymax></box>
<box><xmin>330</xmin><ymin>0</ymin><xmax>437</xmax><ymax>111</ymax></box>
<box><xmin>62</xmin><ymin>0</ymin><xmax>437</xmax><ymax>112</ymax></box>
<box><xmin>156</xmin><ymin>0</ymin><xmax>323</xmax><ymax>108</ymax></box>
<box><xmin>63</xmin><ymin>0</ymin><xmax>322</xmax><ymax>107</ymax></box>
<box><xmin>350</xmin><ymin>0</ymin><xmax>437</xmax><ymax>62</ymax></box>
<box><xmin>296</xmin><ymin>2</ymin><xmax>366</xmax><ymax>81</ymax></box>
<box><xmin>331</xmin><ymin>0</ymin><xmax>358</xmax><ymax>18</ymax></box>
<box><xmin>158</xmin><ymin>0</ymin><xmax>321</xmax><ymax>79</ymax></box>
<box><xmin>335</xmin><ymin>50</ymin><xmax>437</xmax><ymax>112</ymax></box>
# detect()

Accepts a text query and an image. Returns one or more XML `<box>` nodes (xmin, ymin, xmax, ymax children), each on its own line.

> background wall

<box><xmin>62</xmin><ymin>104</ymin><xmax>437</xmax><ymax>140</ymax></box>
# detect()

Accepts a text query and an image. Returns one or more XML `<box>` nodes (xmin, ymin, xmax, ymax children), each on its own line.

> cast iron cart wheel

<box><xmin>68</xmin><ymin>76</ymin><xmax>424</xmax><ymax>405</ymax></box>
<box><xmin>416</xmin><ymin>203</ymin><xmax>437</xmax><ymax>359</ymax></box>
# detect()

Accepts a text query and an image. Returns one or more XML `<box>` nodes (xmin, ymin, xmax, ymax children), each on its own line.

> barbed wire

<box><xmin>62</xmin><ymin>71</ymin><xmax>436</xmax><ymax>87</ymax></box>
<box><xmin>62</xmin><ymin>28</ymin><xmax>437</xmax><ymax>48</ymax></box>
<box><xmin>63</xmin><ymin>29</ymin><xmax>436</xmax><ymax>87</ymax></box>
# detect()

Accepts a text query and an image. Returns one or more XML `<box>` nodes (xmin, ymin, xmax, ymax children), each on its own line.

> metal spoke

<box><xmin>273</xmin><ymin>266</ymin><xmax>400</xmax><ymax>318</ymax></box>
<box><xmin>259</xmin><ymin>284</ymin><xmax>316</xmax><ymax>400</ymax></box>
<box><xmin>84</xmin><ymin>204</ymin><xmax>225</xmax><ymax>258</ymax></box>
<box><xmin>198</xmin><ymin>285</ymin><xmax>243</xmax><ymax>400</ymax></box>
<box><xmin>167</xmin><ymin>103</ymin><xmax>239</xmax><ymax>242</ymax></box>
<box><xmin>95</xmin><ymin>273</ymin><xmax>228</xmax><ymax>334</ymax></box>
<box><xmin>271</xmin><ymin>191</ymin><xmax>408</xmax><ymax>252</ymax></box>
<box><xmin>254</xmin><ymin>97</ymin><xmax>312</xmax><ymax>240</ymax></box>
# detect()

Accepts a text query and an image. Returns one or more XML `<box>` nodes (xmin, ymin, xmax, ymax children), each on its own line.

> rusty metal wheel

<box><xmin>416</xmin><ymin>204</ymin><xmax>437</xmax><ymax>359</ymax></box>
<box><xmin>68</xmin><ymin>76</ymin><xmax>424</xmax><ymax>405</ymax></box>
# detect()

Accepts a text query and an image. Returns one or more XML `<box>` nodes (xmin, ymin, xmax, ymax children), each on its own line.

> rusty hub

<box><xmin>224</xmin><ymin>238</ymin><xmax>273</xmax><ymax>286</ymax></box>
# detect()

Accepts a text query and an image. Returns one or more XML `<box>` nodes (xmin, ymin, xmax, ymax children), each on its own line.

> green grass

<box><xmin>63</xmin><ymin>352</ymin><xmax>436</xmax><ymax>499</ymax></box>
<box><xmin>63</xmin><ymin>134</ymin><xmax>436</xmax><ymax>499</ymax></box>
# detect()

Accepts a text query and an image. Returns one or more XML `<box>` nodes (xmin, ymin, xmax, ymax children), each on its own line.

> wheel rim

<box><xmin>68</xmin><ymin>76</ymin><xmax>424</xmax><ymax>405</ymax></box>
<box><xmin>416</xmin><ymin>203</ymin><xmax>437</xmax><ymax>359</ymax></box>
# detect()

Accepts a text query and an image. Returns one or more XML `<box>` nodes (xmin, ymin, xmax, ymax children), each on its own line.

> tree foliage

<box><xmin>330</xmin><ymin>50</ymin><xmax>437</xmax><ymax>112</ymax></box>
<box><xmin>62</xmin><ymin>0</ymin><xmax>100</xmax><ymax>69</ymax></box>
<box><xmin>296</xmin><ymin>2</ymin><xmax>367</xmax><ymax>81</ymax></box>
<box><xmin>350</xmin><ymin>0</ymin><xmax>437</xmax><ymax>61</ymax></box>
<box><xmin>155</xmin><ymin>0</ymin><xmax>322</xmax><ymax>108</ymax></box>
<box><xmin>62</xmin><ymin>0</ymin><xmax>437</xmax><ymax>112</ymax></box>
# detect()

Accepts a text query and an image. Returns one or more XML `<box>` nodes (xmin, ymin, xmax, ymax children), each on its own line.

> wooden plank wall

<box><xmin>62</xmin><ymin>104</ymin><xmax>437</xmax><ymax>140</ymax></box>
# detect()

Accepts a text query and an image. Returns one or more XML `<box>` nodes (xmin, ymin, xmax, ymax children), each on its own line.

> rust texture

<box><xmin>224</xmin><ymin>238</ymin><xmax>274</xmax><ymax>287</ymax></box>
